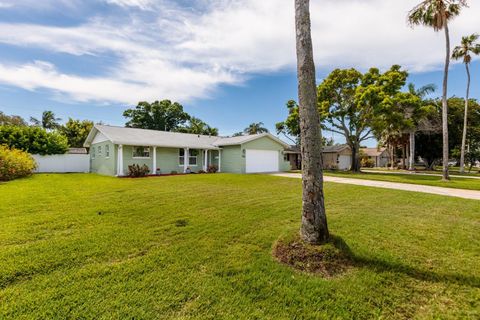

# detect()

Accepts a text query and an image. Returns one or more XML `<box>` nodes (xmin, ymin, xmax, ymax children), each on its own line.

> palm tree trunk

<box><xmin>409</xmin><ymin>131</ymin><xmax>415</xmax><ymax>170</ymax></box>
<box><xmin>459</xmin><ymin>62</ymin><xmax>470</xmax><ymax>174</ymax></box>
<box><xmin>295</xmin><ymin>0</ymin><xmax>329</xmax><ymax>244</ymax></box>
<box><xmin>441</xmin><ymin>22</ymin><xmax>450</xmax><ymax>181</ymax></box>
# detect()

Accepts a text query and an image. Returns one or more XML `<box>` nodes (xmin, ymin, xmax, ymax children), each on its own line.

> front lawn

<box><xmin>325</xmin><ymin>170</ymin><xmax>480</xmax><ymax>191</ymax></box>
<box><xmin>1</xmin><ymin>174</ymin><xmax>479</xmax><ymax>319</ymax></box>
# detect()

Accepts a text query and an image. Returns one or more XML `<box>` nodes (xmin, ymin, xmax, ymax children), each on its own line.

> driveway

<box><xmin>271</xmin><ymin>173</ymin><xmax>480</xmax><ymax>201</ymax></box>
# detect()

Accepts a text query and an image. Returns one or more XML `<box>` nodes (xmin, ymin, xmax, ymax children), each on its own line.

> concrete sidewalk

<box><xmin>362</xmin><ymin>169</ymin><xmax>480</xmax><ymax>180</ymax></box>
<box><xmin>271</xmin><ymin>173</ymin><xmax>480</xmax><ymax>200</ymax></box>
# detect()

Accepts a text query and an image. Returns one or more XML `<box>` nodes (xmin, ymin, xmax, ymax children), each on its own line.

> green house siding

<box><xmin>90</xmin><ymin>141</ymin><xmax>116</xmax><ymax>176</ymax></box>
<box><xmin>220</xmin><ymin>146</ymin><xmax>242</xmax><ymax>173</ymax></box>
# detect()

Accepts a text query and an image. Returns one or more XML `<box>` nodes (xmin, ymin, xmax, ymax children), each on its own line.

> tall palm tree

<box><xmin>452</xmin><ymin>33</ymin><xmax>480</xmax><ymax>173</ymax></box>
<box><xmin>295</xmin><ymin>0</ymin><xmax>328</xmax><ymax>244</ymax></box>
<box><xmin>408</xmin><ymin>0</ymin><xmax>467</xmax><ymax>180</ymax></box>
<box><xmin>243</xmin><ymin>122</ymin><xmax>269</xmax><ymax>135</ymax></box>
<box><xmin>407</xmin><ymin>83</ymin><xmax>436</xmax><ymax>170</ymax></box>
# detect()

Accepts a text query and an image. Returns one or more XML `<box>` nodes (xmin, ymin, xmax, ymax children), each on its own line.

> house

<box><xmin>83</xmin><ymin>125</ymin><xmax>291</xmax><ymax>176</ymax></box>
<box><xmin>284</xmin><ymin>144</ymin><xmax>352</xmax><ymax>171</ymax></box>
<box><xmin>360</xmin><ymin>148</ymin><xmax>389</xmax><ymax>167</ymax></box>
<box><xmin>322</xmin><ymin>145</ymin><xmax>352</xmax><ymax>170</ymax></box>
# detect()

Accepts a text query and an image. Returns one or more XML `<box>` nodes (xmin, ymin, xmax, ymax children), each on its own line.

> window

<box><xmin>179</xmin><ymin>149</ymin><xmax>198</xmax><ymax>166</ymax></box>
<box><xmin>105</xmin><ymin>145</ymin><xmax>110</xmax><ymax>158</ymax></box>
<box><xmin>91</xmin><ymin>147</ymin><xmax>95</xmax><ymax>159</ymax></box>
<box><xmin>98</xmin><ymin>146</ymin><xmax>102</xmax><ymax>157</ymax></box>
<box><xmin>132</xmin><ymin>146</ymin><xmax>150</xmax><ymax>158</ymax></box>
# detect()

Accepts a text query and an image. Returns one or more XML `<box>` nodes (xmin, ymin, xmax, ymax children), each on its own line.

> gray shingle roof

<box><xmin>84</xmin><ymin>125</ymin><xmax>289</xmax><ymax>149</ymax></box>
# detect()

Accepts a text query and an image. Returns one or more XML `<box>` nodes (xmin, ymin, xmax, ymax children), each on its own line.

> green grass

<box><xmin>365</xmin><ymin>167</ymin><xmax>480</xmax><ymax>176</ymax></box>
<box><xmin>324</xmin><ymin>171</ymin><xmax>480</xmax><ymax>191</ymax></box>
<box><xmin>1</xmin><ymin>174</ymin><xmax>479</xmax><ymax>319</ymax></box>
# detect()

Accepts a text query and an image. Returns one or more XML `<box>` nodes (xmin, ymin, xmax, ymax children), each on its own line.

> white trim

<box><xmin>183</xmin><ymin>148</ymin><xmax>189</xmax><ymax>173</ymax></box>
<box><xmin>152</xmin><ymin>146</ymin><xmax>157</xmax><ymax>174</ymax></box>
<box><xmin>117</xmin><ymin>144</ymin><xmax>124</xmax><ymax>176</ymax></box>
<box><xmin>132</xmin><ymin>146</ymin><xmax>151</xmax><ymax>159</ymax></box>
<box><xmin>218</xmin><ymin>150</ymin><xmax>222</xmax><ymax>172</ymax></box>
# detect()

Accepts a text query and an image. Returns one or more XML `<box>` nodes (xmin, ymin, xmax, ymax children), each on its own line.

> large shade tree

<box><xmin>295</xmin><ymin>0</ymin><xmax>328</xmax><ymax>244</ymax></box>
<box><xmin>408</xmin><ymin>0</ymin><xmax>468</xmax><ymax>180</ymax></box>
<box><xmin>318</xmin><ymin>66</ymin><xmax>408</xmax><ymax>172</ymax></box>
<box><xmin>59</xmin><ymin>118</ymin><xmax>94</xmax><ymax>148</ymax></box>
<box><xmin>177</xmin><ymin>117</ymin><xmax>219</xmax><ymax>136</ymax></box>
<box><xmin>123</xmin><ymin>100</ymin><xmax>190</xmax><ymax>131</ymax></box>
<box><xmin>452</xmin><ymin>33</ymin><xmax>480</xmax><ymax>173</ymax></box>
<box><xmin>0</xmin><ymin>111</ymin><xmax>27</xmax><ymax>126</ymax></box>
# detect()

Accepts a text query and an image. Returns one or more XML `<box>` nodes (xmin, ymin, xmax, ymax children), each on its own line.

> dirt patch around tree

<box><xmin>273</xmin><ymin>233</ymin><xmax>354</xmax><ymax>278</ymax></box>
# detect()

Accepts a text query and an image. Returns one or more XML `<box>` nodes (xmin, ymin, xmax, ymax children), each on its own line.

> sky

<box><xmin>0</xmin><ymin>0</ymin><xmax>479</xmax><ymax>146</ymax></box>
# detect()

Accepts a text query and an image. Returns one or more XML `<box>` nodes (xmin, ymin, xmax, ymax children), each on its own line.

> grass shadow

<box><xmin>330</xmin><ymin>236</ymin><xmax>480</xmax><ymax>288</ymax></box>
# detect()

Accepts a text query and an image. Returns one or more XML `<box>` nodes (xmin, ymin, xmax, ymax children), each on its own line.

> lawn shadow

<box><xmin>331</xmin><ymin>236</ymin><xmax>480</xmax><ymax>289</ymax></box>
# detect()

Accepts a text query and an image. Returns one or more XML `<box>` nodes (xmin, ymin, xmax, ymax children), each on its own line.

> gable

<box><xmin>92</xmin><ymin>131</ymin><xmax>110</xmax><ymax>144</ymax></box>
<box><xmin>241</xmin><ymin>136</ymin><xmax>286</xmax><ymax>150</ymax></box>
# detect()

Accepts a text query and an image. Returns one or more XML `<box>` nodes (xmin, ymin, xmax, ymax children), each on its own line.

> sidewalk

<box><xmin>271</xmin><ymin>173</ymin><xmax>480</xmax><ymax>200</ymax></box>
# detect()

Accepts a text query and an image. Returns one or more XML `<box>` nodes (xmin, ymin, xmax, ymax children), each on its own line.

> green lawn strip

<box><xmin>324</xmin><ymin>170</ymin><xmax>480</xmax><ymax>191</ymax></box>
<box><xmin>0</xmin><ymin>174</ymin><xmax>478</xmax><ymax>319</ymax></box>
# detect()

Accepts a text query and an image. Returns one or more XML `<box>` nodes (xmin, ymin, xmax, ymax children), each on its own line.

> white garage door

<box><xmin>245</xmin><ymin>149</ymin><xmax>279</xmax><ymax>173</ymax></box>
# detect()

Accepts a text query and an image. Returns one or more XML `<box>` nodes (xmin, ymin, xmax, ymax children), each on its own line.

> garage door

<box><xmin>245</xmin><ymin>149</ymin><xmax>279</xmax><ymax>173</ymax></box>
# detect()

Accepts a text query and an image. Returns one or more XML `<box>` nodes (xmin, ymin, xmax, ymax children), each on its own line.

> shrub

<box><xmin>198</xmin><ymin>170</ymin><xmax>206</xmax><ymax>174</ymax></box>
<box><xmin>170</xmin><ymin>170</ymin><xmax>178</xmax><ymax>175</ymax></box>
<box><xmin>0</xmin><ymin>125</ymin><xmax>68</xmax><ymax>155</ymax></box>
<box><xmin>127</xmin><ymin>164</ymin><xmax>150</xmax><ymax>177</ymax></box>
<box><xmin>361</xmin><ymin>158</ymin><xmax>375</xmax><ymax>168</ymax></box>
<box><xmin>207</xmin><ymin>165</ymin><xmax>218</xmax><ymax>173</ymax></box>
<box><xmin>0</xmin><ymin>145</ymin><xmax>37</xmax><ymax>181</ymax></box>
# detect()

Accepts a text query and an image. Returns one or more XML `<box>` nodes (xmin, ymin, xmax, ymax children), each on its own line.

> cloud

<box><xmin>104</xmin><ymin>0</ymin><xmax>153</xmax><ymax>10</ymax></box>
<box><xmin>0</xmin><ymin>0</ymin><xmax>477</xmax><ymax>104</ymax></box>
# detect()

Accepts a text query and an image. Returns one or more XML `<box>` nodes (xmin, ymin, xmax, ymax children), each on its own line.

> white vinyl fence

<box><xmin>32</xmin><ymin>154</ymin><xmax>90</xmax><ymax>173</ymax></box>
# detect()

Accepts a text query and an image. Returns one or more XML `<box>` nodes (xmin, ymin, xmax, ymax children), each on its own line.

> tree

<box><xmin>123</xmin><ymin>100</ymin><xmax>190</xmax><ymax>131</ymax></box>
<box><xmin>243</xmin><ymin>122</ymin><xmax>269</xmax><ymax>135</ymax></box>
<box><xmin>318</xmin><ymin>66</ymin><xmax>408</xmax><ymax>172</ymax></box>
<box><xmin>177</xmin><ymin>117</ymin><xmax>219</xmax><ymax>136</ymax></box>
<box><xmin>295</xmin><ymin>0</ymin><xmax>328</xmax><ymax>244</ymax></box>
<box><xmin>276</xmin><ymin>100</ymin><xmax>301</xmax><ymax>144</ymax></box>
<box><xmin>452</xmin><ymin>33</ymin><xmax>480</xmax><ymax>173</ymax></box>
<box><xmin>30</xmin><ymin>110</ymin><xmax>62</xmax><ymax>130</ymax></box>
<box><xmin>408</xmin><ymin>0</ymin><xmax>468</xmax><ymax>180</ymax></box>
<box><xmin>0</xmin><ymin>111</ymin><xmax>27</xmax><ymax>126</ymax></box>
<box><xmin>0</xmin><ymin>125</ymin><xmax>68</xmax><ymax>155</ymax></box>
<box><xmin>59</xmin><ymin>118</ymin><xmax>94</xmax><ymax>148</ymax></box>
<box><xmin>406</xmin><ymin>83</ymin><xmax>437</xmax><ymax>170</ymax></box>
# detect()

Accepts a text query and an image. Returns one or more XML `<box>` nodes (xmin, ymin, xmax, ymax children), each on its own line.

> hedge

<box><xmin>0</xmin><ymin>145</ymin><xmax>37</xmax><ymax>181</ymax></box>
<box><xmin>0</xmin><ymin>125</ymin><xmax>68</xmax><ymax>155</ymax></box>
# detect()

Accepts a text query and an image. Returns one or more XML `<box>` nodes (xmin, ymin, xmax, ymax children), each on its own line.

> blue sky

<box><xmin>0</xmin><ymin>0</ymin><xmax>478</xmax><ymax>146</ymax></box>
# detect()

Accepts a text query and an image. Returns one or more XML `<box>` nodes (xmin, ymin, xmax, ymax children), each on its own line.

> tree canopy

<box><xmin>243</xmin><ymin>122</ymin><xmax>269</xmax><ymax>135</ymax></box>
<box><xmin>177</xmin><ymin>117</ymin><xmax>219</xmax><ymax>136</ymax></box>
<box><xmin>59</xmin><ymin>118</ymin><xmax>94</xmax><ymax>148</ymax></box>
<box><xmin>0</xmin><ymin>112</ymin><xmax>27</xmax><ymax>126</ymax></box>
<box><xmin>0</xmin><ymin>125</ymin><xmax>68</xmax><ymax>155</ymax></box>
<box><xmin>318</xmin><ymin>65</ymin><xmax>408</xmax><ymax>171</ymax></box>
<box><xmin>123</xmin><ymin>100</ymin><xmax>191</xmax><ymax>131</ymax></box>
<box><xmin>30</xmin><ymin>111</ymin><xmax>62</xmax><ymax>130</ymax></box>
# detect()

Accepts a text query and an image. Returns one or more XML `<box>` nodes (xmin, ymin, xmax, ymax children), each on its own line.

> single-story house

<box><xmin>360</xmin><ymin>148</ymin><xmax>390</xmax><ymax>167</ymax></box>
<box><xmin>284</xmin><ymin>144</ymin><xmax>352</xmax><ymax>171</ymax></box>
<box><xmin>83</xmin><ymin>125</ymin><xmax>291</xmax><ymax>176</ymax></box>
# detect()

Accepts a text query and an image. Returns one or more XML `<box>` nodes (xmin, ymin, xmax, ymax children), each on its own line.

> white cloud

<box><xmin>0</xmin><ymin>0</ymin><xmax>477</xmax><ymax>104</ymax></box>
<box><xmin>104</xmin><ymin>0</ymin><xmax>153</xmax><ymax>10</ymax></box>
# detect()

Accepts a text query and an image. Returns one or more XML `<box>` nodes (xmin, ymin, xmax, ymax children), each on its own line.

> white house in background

<box><xmin>360</xmin><ymin>148</ymin><xmax>390</xmax><ymax>167</ymax></box>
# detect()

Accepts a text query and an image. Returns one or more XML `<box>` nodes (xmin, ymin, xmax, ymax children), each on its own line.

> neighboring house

<box><xmin>323</xmin><ymin>145</ymin><xmax>352</xmax><ymax>170</ymax></box>
<box><xmin>360</xmin><ymin>148</ymin><xmax>389</xmax><ymax>167</ymax></box>
<box><xmin>284</xmin><ymin>144</ymin><xmax>352</xmax><ymax>171</ymax></box>
<box><xmin>83</xmin><ymin>125</ymin><xmax>291</xmax><ymax>176</ymax></box>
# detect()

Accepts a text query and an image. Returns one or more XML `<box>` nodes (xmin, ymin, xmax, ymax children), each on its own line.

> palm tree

<box><xmin>407</xmin><ymin>83</ymin><xmax>436</xmax><ymax>170</ymax></box>
<box><xmin>295</xmin><ymin>0</ymin><xmax>328</xmax><ymax>244</ymax></box>
<box><xmin>408</xmin><ymin>0</ymin><xmax>467</xmax><ymax>181</ymax></box>
<box><xmin>452</xmin><ymin>33</ymin><xmax>480</xmax><ymax>173</ymax></box>
<box><xmin>30</xmin><ymin>110</ymin><xmax>61</xmax><ymax>130</ymax></box>
<box><xmin>243</xmin><ymin>122</ymin><xmax>269</xmax><ymax>135</ymax></box>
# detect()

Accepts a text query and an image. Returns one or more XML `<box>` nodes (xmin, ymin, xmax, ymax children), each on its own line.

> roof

<box><xmin>285</xmin><ymin>144</ymin><xmax>351</xmax><ymax>154</ymax></box>
<box><xmin>361</xmin><ymin>148</ymin><xmax>387</xmax><ymax>157</ymax></box>
<box><xmin>84</xmin><ymin>125</ymin><xmax>290</xmax><ymax>149</ymax></box>
<box><xmin>67</xmin><ymin>148</ymin><xmax>87</xmax><ymax>154</ymax></box>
